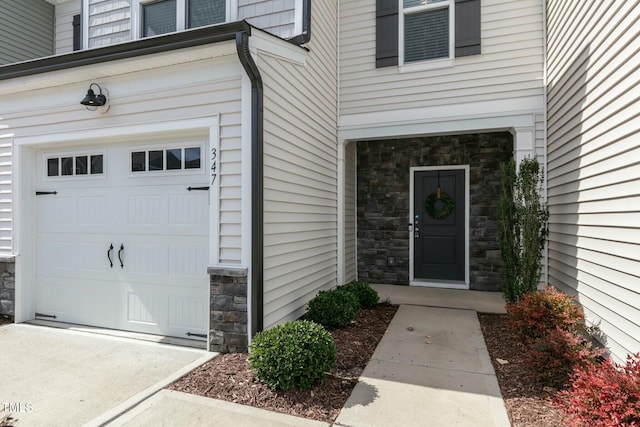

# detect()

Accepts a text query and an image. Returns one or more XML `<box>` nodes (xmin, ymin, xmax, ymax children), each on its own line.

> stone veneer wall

<box><xmin>209</xmin><ymin>267</ymin><xmax>248</xmax><ymax>353</ymax></box>
<box><xmin>0</xmin><ymin>259</ymin><xmax>15</xmax><ymax>317</ymax></box>
<box><xmin>356</xmin><ymin>132</ymin><xmax>513</xmax><ymax>291</ymax></box>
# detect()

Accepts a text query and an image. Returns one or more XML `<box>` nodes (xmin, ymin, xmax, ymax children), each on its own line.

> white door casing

<box><xmin>34</xmin><ymin>138</ymin><xmax>209</xmax><ymax>339</ymax></box>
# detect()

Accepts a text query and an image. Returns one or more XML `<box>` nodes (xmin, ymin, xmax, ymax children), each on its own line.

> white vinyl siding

<box><xmin>339</xmin><ymin>0</ymin><xmax>544</xmax><ymax>115</ymax></box>
<box><xmin>261</xmin><ymin>1</ymin><xmax>338</xmax><ymax>328</ymax></box>
<box><xmin>89</xmin><ymin>0</ymin><xmax>132</xmax><ymax>48</ymax></box>
<box><xmin>54</xmin><ymin>0</ymin><xmax>82</xmax><ymax>54</ymax></box>
<box><xmin>344</xmin><ymin>141</ymin><xmax>357</xmax><ymax>283</ymax></box>
<box><xmin>78</xmin><ymin>0</ymin><xmax>298</xmax><ymax>50</ymax></box>
<box><xmin>546</xmin><ymin>0</ymin><xmax>640</xmax><ymax>363</ymax></box>
<box><xmin>238</xmin><ymin>0</ymin><xmax>296</xmax><ymax>39</ymax></box>
<box><xmin>0</xmin><ymin>50</ymin><xmax>242</xmax><ymax>262</ymax></box>
<box><xmin>0</xmin><ymin>137</ymin><xmax>12</xmax><ymax>254</ymax></box>
<box><xmin>218</xmin><ymin>108</ymin><xmax>242</xmax><ymax>264</ymax></box>
<box><xmin>0</xmin><ymin>0</ymin><xmax>54</xmax><ymax>65</ymax></box>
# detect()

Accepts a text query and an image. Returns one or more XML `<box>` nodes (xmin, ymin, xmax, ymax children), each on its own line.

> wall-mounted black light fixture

<box><xmin>80</xmin><ymin>83</ymin><xmax>108</xmax><ymax>110</ymax></box>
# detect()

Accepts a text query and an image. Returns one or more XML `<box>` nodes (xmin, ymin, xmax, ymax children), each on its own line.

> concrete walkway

<box><xmin>106</xmin><ymin>286</ymin><xmax>510</xmax><ymax>426</ymax></box>
<box><xmin>1</xmin><ymin>286</ymin><xmax>510</xmax><ymax>426</ymax></box>
<box><xmin>335</xmin><ymin>305</ymin><xmax>510</xmax><ymax>426</ymax></box>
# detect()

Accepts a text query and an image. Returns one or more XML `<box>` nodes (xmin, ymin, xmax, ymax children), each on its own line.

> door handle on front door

<box><xmin>107</xmin><ymin>243</ymin><xmax>114</xmax><ymax>268</ymax></box>
<box><xmin>118</xmin><ymin>244</ymin><xmax>124</xmax><ymax>269</ymax></box>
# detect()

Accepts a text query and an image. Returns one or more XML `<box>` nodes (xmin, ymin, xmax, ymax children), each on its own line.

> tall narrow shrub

<box><xmin>499</xmin><ymin>157</ymin><xmax>549</xmax><ymax>303</ymax></box>
<box><xmin>499</xmin><ymin>158</ymin><xmax>519</xmax><ymax>303</ymax></box>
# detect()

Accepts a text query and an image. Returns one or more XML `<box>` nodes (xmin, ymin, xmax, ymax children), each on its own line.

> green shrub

<box><xmin>339</xmin><ymin>280</ymin><xmax>379</xmax><ymax>308</ymax></box>
<box><xmin>307</xmin><ymin>289</ymin><xmax>360</xmax><ymax>329</ymax></box>
<box><xmin>498</xmin><ymin>157</ymin><xmax>549</xmax><ymax>303</ymax></box>
<box><xmin>249</xmin><ymin>320</ymin><xmax>336</xmax><ymax>391</ymax></box>
<box><xmin>506</xmin><ymin>285</ymin><xmax>584</xmax><ymax>342</ymax></box>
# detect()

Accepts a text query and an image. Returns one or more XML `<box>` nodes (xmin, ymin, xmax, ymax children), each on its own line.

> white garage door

<box><xmin>35</xmin><ymin>140</ymin><xmax>210</xmax><ymax>340</ymax></box>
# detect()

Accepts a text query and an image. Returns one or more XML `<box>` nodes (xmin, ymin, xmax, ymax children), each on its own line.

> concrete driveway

<box><xmin>0</xmin><ymin>323</ymin><xmax>214</xmax><ymax>427</ymax></box>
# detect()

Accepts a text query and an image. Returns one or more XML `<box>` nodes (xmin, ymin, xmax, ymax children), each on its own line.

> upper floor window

<box><xmin>401</xmin><ymin>0</ymin><xmax>452</xmax><ymax>63</ymax></box>
<box><xmin>375</xmin><ymin>0</ymin><xmax>481</xmax><ymax>69</ymax></box>
<box><xmin>140</xmin><ymin>0</ymin><xmax>226</xmax><ymax>38</ymax></box>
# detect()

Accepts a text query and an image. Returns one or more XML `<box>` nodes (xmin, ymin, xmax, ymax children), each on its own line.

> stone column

<box><xmin>0</xmin><ymin>257</ymin><xmax>15</xmax><ymax>318</ymax></box>
<box><xmin>208</xmin><ymin>266</ymin><xmax>248</xmax><ymax>353</ymax></box>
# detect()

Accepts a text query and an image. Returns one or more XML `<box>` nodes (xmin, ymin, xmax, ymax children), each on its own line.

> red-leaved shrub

<box><xmin>506</xmin><ymin>285</ymin><xmax>584</xmax><ymax>342</ymax></box>
<box><xmin>524</xmin><ymin>327</ymin><xmax>605</xmax><ymax>389</ymax></box>
<box><xmin>554</xmin><ymin>353</ymin><xmax>640</xmax><ymax>426</ymax></box>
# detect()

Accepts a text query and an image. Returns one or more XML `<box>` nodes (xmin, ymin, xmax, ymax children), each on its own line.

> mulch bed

<box><xmin>169</xmin><ymin>304</ymin><xmax>398</xmax><ymax>423</ymax></box>
<box><xmin>0</xmin><ymin>314</ymin><xmax>12</xmax><ymax>326</ymax></box>
<box><xmin>169</xmin><ymin>307</ymin><xmax>567</xmax><ymax>425</ymax></box>
<box><xmin>479</xmin><ymin>313</ymin><xmax>565</xmax><ymax>427</ymax></box>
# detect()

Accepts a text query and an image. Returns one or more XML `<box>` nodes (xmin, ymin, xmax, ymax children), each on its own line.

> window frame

<box><xmin>132</xmin><ymin>0</ymin><xmax>236</xmax><ymax>39</ymax></box>
<box><xmin>128</xmin><ymin>143</ymin><xmax>205</xmax><ymax>177</ymax></box>
<box><xmin>44</xmin><ymin>151</ymin><xmax>107</xmax><ymax>180</ymax></box>
<box><xmin>398</xmin><ymin>0</ymin><xmax>455</xmax><ymax>68</ymax></box>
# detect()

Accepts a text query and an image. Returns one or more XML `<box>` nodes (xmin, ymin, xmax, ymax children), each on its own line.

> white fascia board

<box><xmin>339</xmin><ymin>96</ymin><xmax>545</xmax><ymax>129</ymax></box>
<box><xmin>44</xmin><ymin>0</ymin><xmax>76</xmax><ymax>5</ymax></box>
<box><xmin>338</xmin><ymin>97</ymin><xmax>544</xmax><ymax>142</ymax></box>
<box><xmin>339</xmin><ymin>114</ymin><xmax>537</xmax><ymax>142</ymax></box>
<box><xmin>249</xmin><ymin>28</ymin><xmax>307</xmax><ymax>66</ymax></box>
<box><xmin>13</xmin><ymin>118</ymin><xmax>214</xmax><ymax>147</ymax></box>
<box><xmin>0</xmin><ymin>42</ymin><xmax>238</xmax><ymax>96</ymax></box>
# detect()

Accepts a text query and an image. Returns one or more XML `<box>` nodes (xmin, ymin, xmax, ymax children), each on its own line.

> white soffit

<box><xmin>0</xmin><ymin>41</ymin><xmax>237</xmax><ymax>96</ymax></box>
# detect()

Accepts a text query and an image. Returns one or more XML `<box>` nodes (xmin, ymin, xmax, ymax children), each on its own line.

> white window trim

<box><xmin>293</xmin><ymin>0</ymin><xmax>304</xmax><ymax>35</ymax></box>
<box><xmin>42</xmin><ymin>150</ymin><xmax>107</xmax><ymax>181</ymax></box>
<box><xmin>127</xmin><ymin>140</ymin><xmax>206</xmax><ymax>177</ymax></box>
<box><xmin>398</xmin><ymin>0</ymin><xmax>455</xmax><ymax>69</ymax></box>
<box><xmin>131</xmin><ymin>0</ymin><xmax>234</xmax><ymax>40</ymax></box>
<box><xmin>82</xmin><ymin>0</ymin><xmax>89</xmax><ymax>50</ymax></box>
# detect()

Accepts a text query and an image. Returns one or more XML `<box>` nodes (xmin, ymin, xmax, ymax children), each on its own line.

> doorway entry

<box><xmin>411</xmin><ymin>166</ymin><xmax>469</xmax><ymax>288</ymax></box>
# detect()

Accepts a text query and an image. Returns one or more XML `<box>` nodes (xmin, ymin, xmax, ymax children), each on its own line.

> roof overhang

<box><xmin>0</xmin><ymin>21</ymin><xmax>252</xmax><ymax>82</ymax></box>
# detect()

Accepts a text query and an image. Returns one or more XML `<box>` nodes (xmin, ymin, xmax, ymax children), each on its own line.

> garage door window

<box><xmin>131</xmin><ymin>147</ymin><xmax>201</xmax><ymax>173</ymax></box>
<box><xmin>47</xmin><ymin>154</ymin><xmax>104</xmax><ymax>177</ymax></box>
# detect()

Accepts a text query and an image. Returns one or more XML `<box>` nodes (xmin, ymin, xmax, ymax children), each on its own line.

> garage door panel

<box><xmin>169</xmin><ymin>245</ymin><xmax>208</xmax><ymax>277</ymax></box>
<box><xmin>125</xmin><ymin>287</ymin><xmax>207</xmax><ymax>336</ymax></box>
<box><xmin>77</xmin><ymin>196</ymin><xmax>110</xmax><ymax>225</ymax></box>
<box><xmin>36</xmin><ymin>196</ymin><xmax>75</xmax><ymax>229</ymax></box>
<box><xmin>168</xmin><ymin>193</ymin><xmax>208</xmax><ymax>226</ymax></box>
<box><xmin>36</xmin><ymin>139</ymin><xmax>210</xmax><ymax>340</ymax></box>
<box><xmin>37</xmin><ymin>241</ymin><xmax>76</xmax><ymax>275</ymax></box>
<box><xmin>36</xmin><ymin>278</ymin><xmax>121</xmax><ymax>327</ymax></box>
<box><xmin>127</xmin><ymin>194</ymin><xmax>164</xmax><ymax>225</ymax></box>
<box><xmin>126</xmin><ymin>292</ymin><xmax>163</xmax><ymax>325</ymax></box>
<box><xmin>124</xmin><ymin>243</ymin><xmax>169</xmax><ymax>276</ymax></box>
<box><xmin>76</xmin><ymin>242</ymin><xmax>114</xmax><ymax>272</ymax></box>
<box><xmin>37</xmin><ymin>236</ymin><xmax>114</xmax><ymax>275</ymax></box>
<box><xmin>168</xmin><ymin>295</ymin><xmax>207</xmax><ymax>333</ymax></box>
<box><xmin>38</xmin><ymin>195</ymin><xmax>115</xmax><ymax>234</ymax></box>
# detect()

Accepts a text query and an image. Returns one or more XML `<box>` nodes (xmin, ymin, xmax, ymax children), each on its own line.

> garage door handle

<box><xmin>107</xmin><ymin>243</ymin><xmax>114</xmax><ymax>268</ymax></box>
<box><xmin>118</xmin><ymin>244</ymin><xmax>124</xmax><ymax>269</ymax></box>
<box><xmin>187</xmin><ymin>186</ymin><xmax>209</xmax><ymax>191</ymax></box>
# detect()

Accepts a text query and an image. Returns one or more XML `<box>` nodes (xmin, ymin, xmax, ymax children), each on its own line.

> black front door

<box><xmin>414</xmin><ymin>169</ymin><xmax>465</xmax><ymax>281</ymax></box>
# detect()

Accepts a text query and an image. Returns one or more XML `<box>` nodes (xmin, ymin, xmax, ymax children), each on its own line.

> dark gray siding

<box><xmin>0</xmin><ymin>0</ymin><xmax>54</xmax><ymax>65</ymax></box>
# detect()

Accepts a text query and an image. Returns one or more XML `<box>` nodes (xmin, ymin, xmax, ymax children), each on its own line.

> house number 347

<box><xmin>211</xmin><ymin>147</ymin><xmax>217</xmax><ymax>185</ymax></box>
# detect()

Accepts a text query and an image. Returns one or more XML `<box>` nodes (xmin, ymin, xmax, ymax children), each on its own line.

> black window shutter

<box><xmin>73</xmin><ymin>14</ymin><xmax>81</xmax><ymax>51</ymax></box>
<box><xmin>455</xmin><ymin>0</ymin><xmax>480</xmax><ymax>57</ymax></box>
<box><xmin>376</xmin><ymin>0</ymin><xmax>398</xmax><ymax>68</ymax></box>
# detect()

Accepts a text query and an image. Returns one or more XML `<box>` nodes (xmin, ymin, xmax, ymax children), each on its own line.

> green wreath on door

<box><xmin>424</xmin><ymin>191</ymin><xmax>455</xmax><ymax>220</ymax></box>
